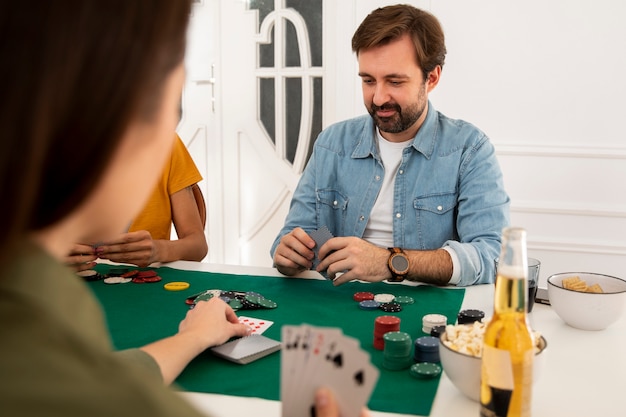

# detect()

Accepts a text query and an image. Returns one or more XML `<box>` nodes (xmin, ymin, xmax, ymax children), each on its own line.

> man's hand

<box><xmin>316</xmin><ymin>237</ymin><xmax>389</xmax><ymax>285</ymax></box>
<box><xmin>96</xmin><ymin>230</ymin><xmax>159</xmax><ymax>267</ymax></box>
<box><xmin>273</xmin><ymin>227</ymin><xmax>316</xmax><ymax>276</ymax></box>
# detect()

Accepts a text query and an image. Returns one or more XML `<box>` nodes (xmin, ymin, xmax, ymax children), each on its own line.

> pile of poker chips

<box><xmin>77</xmin><ymin>268</ymin><xmax>163</xmax><ymax>284</ymax></box>
<box><xmin>422</xmin><ymin>313</ymin><xmax>447</xmax><ymax>334</ymax></box>
<box><xmin>413</xmin><ymin>336</ymin><xmax>440</xmax><ymax>363</ymax></box>
<box><xmin>382</xmin><ymin>331</ymin><xmax>413</xmax><ymax>371</ymax></box>
<box><xmin>186</xmin><ymin>289</ymin><xmax>278</xmax><ymax>312</ymax></box>
<box><xmin>373</xmin><ymin>315</ymin><xmax>401</xmax><ymax>350</ymax></box>
<box><xmin>353</xmin><ymin>292</ymin><xmax>414</xmax><ymax>313</ymax></box>
<box><xmin>457</xmin><ymin>309</ymin><xmax>485</xmax><ymax>325</ymax></box>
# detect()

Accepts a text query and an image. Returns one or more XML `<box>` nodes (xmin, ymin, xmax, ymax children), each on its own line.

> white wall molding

<box><xmin>528</xmin><ymin>237</ymin><xmax>626</xmax><ymax>256</ymax></box>
<box><xmin>495</xmin><ymin>143</ymin><xmax>626</xmax><ymax>160</ymax></box>
<box><xmin>511</xmin><ymin>200</ymin><xmax>626</xmax><ymax>219</ymax></box>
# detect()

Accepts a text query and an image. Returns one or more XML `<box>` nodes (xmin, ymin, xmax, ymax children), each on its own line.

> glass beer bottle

<box><xmin>480</xmin><ymin>227</ymin><xmax>534</xmax><ymax>417</ymax></box>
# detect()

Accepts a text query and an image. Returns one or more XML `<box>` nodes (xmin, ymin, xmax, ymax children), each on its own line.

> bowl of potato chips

<box><xmin>547</xmin><ymin>272</ymin><xmax>626</xmax><ymax>331</ymax></box>
<box><xmin>438</xmin><ymin>322</ymin><xmax>547</xmax><ymax>402</ymax></box>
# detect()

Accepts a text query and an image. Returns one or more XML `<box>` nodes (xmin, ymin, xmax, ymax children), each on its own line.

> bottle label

<box><xmin>480</xmin><ymin>345</ymin><xmax>514</xmax><ymax>417</ymax></box>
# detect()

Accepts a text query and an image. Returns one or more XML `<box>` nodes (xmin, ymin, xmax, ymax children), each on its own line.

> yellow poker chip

<box><xmin>164</xmin><ymin>281</ymin><xmax>190</xmax><ymax>291</ymax></box>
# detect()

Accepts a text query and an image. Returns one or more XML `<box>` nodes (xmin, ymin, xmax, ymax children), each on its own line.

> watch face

<box><xmin>391</xmin><ymin>254</ymin><xmax>409</xmax><ymax>273</ymax></box>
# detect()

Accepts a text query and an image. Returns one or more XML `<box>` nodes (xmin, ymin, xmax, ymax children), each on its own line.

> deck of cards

<box><xmin>281</xmin><ymin>324</ymin><xmax>379</xmax><ymax>417</ymax></box>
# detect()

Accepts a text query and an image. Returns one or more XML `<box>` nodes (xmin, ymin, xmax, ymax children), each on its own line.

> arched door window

<box><xmin>249</xmin><ymin>0</ymin><xmax>323</xmax><ymax>173</ymax></box>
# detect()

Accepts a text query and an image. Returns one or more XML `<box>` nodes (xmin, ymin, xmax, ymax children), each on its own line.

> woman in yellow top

<box><xmin>67</xmin><ymin>134</ymin><xmax>207</xmax><ymax>268</ymax></box>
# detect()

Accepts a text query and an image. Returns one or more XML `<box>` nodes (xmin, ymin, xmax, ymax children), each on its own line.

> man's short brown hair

<box><xmin>352</xmin><ymin>4</ymin><xmax>446</xmax><ymax>80</ymax></box>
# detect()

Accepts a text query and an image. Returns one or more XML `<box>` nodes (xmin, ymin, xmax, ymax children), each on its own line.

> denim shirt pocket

<box><xmin>316</xmin><ymin>189</ymin><xmax>348</xmax><ymax>236</ymax></box>
<box><xmin>413</xmin><ymin>192</ymin><xmax>458</xmax><ymax>247</ymax></box>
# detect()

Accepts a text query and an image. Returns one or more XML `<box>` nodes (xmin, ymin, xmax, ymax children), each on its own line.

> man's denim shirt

<box><xmin>271</xmin><ymin>102</ymin><xmax>510</xmax><ymax>286</ymax></box>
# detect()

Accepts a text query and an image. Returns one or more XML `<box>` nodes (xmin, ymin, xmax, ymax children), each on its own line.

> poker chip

<box><xmin>379</xmin><ymin>302</ymin><xmax>402</xmax><ymax>312</ymax></box>
<box><xmin>358</xmin><ymin>300</ymin><xmax>381</xmax><ymax>310</ymax></box>
<box><xmin>132</xmin><ymin>277</ymin><xmax>145</xmax><ymax>284</ymax></box>
<box><xmin>121</xmin><ymin>270</ymin><xmax>139</xmax><ymax>278</ymax></box>
<box><xmin>219</xmin><ymin>295</ymin><xmax>231</xmax><ymax>303</ymax></box>
<box><xmin>430</xmin><ymin>325</ymin><xmax>447</xmax><ymax>339</ymax></box>
<box><xmin>374</xmin><ymin>293</ymin><xmax>395</xmax><ymax>303</ymax></box>
<box><xmin>414</xmin><ymin>336</ymin><xmax>440</xmax><ymax>363</ymax></box>
<box><xmin>103</xmin><ymin>277</ymin><xmax>132</xmax><ymax>284</ymax></box>
<box><xmin>141</xmin><ymin>275</ymin><xmax>162</xmax><ymax>283</ymax></box>
<box><xmin>394</xmin><ymin>295</ymin><xmax>414</xmax><ymax>305</ymax></box>
<box><xmin>353</xmin><ymin>292</ymin><xmax>375</xmax><ymax>302</ymax></box>
<box><xmin>257</xmin><ymin>298</ymin><xmax>278</xmax><ymax>309</ymax></box>
<box><xmin>136</xmin><ymin>270</ymin><xmax>157</xmax><ymax>278</ymax></box>
<box><xmin>382</xmin><ymin>331</ymin><xmax>412</xmax><ymax>371</ymax></box>
<box><xmin>457</xmin><ymin>309</ymin><xmax>485</xmax><ymax>325</ymax></box>
<box><xmin>422</xmin><ymin>313</ymin><xmax>447</xmax><ymax>334</ymax></box>
<box><xmin>194</xmin><ymin>292</ymin><xmax>214</xmax><ymax>302</ymax></box>
<box><xmin>410</xmin><ymin>362</ymin><xmax>442</xmax><ymax>379</ymax></box>
<box><xmin>77</xmin><ymin>270</ymin><xmax>103</xmax><ymax>281</ymax></box>
<box><xmin>373</xmin><ymin>315</ymin><xmax>401</xmax><ymax>350</ymax></box>
<box><xmin>228</xmin><ymin>299</ymin><xmax>242</xmax><ymax>311</ymax></box>
<box><xmin>164</xmin><ymin>281</ymin><xmax>190</xmax><ymax>291</ymax></box>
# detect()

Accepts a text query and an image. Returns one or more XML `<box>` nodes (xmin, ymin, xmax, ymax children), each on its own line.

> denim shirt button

<box><xmin>375</xmin><ymin>175</ymin><xmax>381</xmax><ymax>181</ymax></box>
<box><xmin>396</xmin><ymin>213</ymin><xmax>401</xmax><ymax>218</ymax></box>
<box><xmin>437</xmin><ymin>205</ymin><xmax>443</xmax><ymax>211</ymax></box>
<box><xmin>399</xmin><ymin>170</ymin><xmax>404</xmax><ymax>174</ymax></box>
<box><xmin>333</xmin><ymin>200</ymin><xmax>338</xmax><ymax>206</ymax></box>
<box><xmin>359</xmin><ymin>215</ymin><xmax>365</xmax><ymax>221</ymax></box>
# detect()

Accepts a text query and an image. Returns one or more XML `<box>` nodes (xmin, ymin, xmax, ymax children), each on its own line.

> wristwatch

<box><xmin>387</xmin><ymin>247</ymin><xmax>409</xmax><ymax>282</ymax></box>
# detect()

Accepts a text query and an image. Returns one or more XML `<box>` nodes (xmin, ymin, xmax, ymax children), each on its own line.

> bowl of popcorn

<box><xmin>439</xmin><ymin>321</ymin><xmax>547</xmax><ymax>402</ymax></box>
<box><xmin>547</xmin><ymin>272</ymin><xmax>626</xmax><ymax>331</ymax></box>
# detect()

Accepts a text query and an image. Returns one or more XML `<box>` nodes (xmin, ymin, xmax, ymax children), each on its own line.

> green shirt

<box><xmin>0</xmin><ymin>240</ymin><xmax>209</xmax><ymax>417</ymax></box>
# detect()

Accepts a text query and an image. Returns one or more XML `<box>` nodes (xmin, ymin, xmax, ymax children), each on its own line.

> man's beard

<box><xmin>368</xmin><ymin>101</ymin><xmax>425</xmax><ymax>134</ymax></box>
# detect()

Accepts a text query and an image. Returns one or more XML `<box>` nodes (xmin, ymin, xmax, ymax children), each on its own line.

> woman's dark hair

<box><xmin>351</xmin><ymin>4</ymin><xmax>446</xmax><ymax>80</ymax></box>
<box><xmin>0</xmin><ymin>0</ymin><xmax>192</xmax><ymax>258</ymax></box>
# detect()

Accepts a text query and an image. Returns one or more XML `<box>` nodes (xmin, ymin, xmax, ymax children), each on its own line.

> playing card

<box><xmin>281</xmin><ymin>325</ymin><xmax>305</xmax><ymax>416</ymax></box>
<box><xmin>237</xmin><ymin>316</ymin><xmax>273</xmax><ymax>335</ymax></box>
<box><xmin>309</xmin><ymin>226</ymin><xmax>334</xmax><ymax>266</ymax></box>
<box><xmin>281</xmin><ymin>325</ymin><xmax>378</xmax><ymax>417</ymax></box>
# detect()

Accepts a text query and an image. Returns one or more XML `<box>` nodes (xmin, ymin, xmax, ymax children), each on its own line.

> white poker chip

<box><xmin>374</xmin><ymin>293</ymin><xmax>395</xmax><ymax>303</ymax></box>
<box><xmin>422</xmin><ymin>314</ymin><xmax>447</xmax><ymax>332</ymax></box>
<box><xmin>103</xmin><ymin>277</ymin><xmax>132</xmax><ymax>285</ymax></box>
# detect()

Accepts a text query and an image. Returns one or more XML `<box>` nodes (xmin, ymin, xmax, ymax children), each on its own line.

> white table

<box><xmin>163</xmin><ymin>261</ymin><xmax>626</xmax><ymax>417</ymax></box>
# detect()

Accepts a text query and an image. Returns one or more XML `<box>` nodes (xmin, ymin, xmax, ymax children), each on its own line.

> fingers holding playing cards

<box><xmin>273</xmin><ymin>227</ymin><xmax>316</xmax><ymax>275</ymax></box>
<box><xmin>314</xmin><ymin>387</ymin><xmax>371</xmax><ymax>417</ymax></box>
<box><xmin>281</xmin><ymin>324</ymin><xmax>379</xmax><ymax>417</ymax></box>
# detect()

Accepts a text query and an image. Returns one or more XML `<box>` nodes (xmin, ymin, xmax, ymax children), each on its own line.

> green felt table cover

<box><xmin>89</xmin><ymin>265</ymin><xmax>465</xmax><ymax>416</ymax></box>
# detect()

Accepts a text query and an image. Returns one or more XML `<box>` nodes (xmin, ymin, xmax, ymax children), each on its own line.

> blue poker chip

<box><xmin>358</xmin><ymin>300</ymin><xmax>381</xmax><ymax>310</ymax></box>
<box><xmin>219</xmin><ymin>295</ymin><xmax>231</xmax><ymax>303</ymax></box>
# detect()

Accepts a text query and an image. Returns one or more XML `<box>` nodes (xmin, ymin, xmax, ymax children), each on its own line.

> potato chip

<box><xmin>586</xmin><ymin>283</ymin><xmax>604</xmax><ymax>293</ymax></box>
<box><xmin>562</xmin><ymin>276</ymin><xmax>604</xmax><ymax>293</ymax></box>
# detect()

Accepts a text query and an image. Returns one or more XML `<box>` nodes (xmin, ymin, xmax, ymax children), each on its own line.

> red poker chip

<box><xmin>137</xmin><ymin>270</ymin><xmax>158</xmax><ymax>278</ymax></box>
<box><xmin>141</xmin><ymin>275</ymin><xmax>162</xmax><ymax>283</ymax></box>
<box><xmin>375</xmin><ymin>315</ymin><xmax>401</xmax><ymax>326</ymax></box>
<box><xmin>122</xmin><ymin>270</ymin><xmax>139</xmax><ymax>278</ymax></box>
<box><xmin>353</xmin><ymin>292</ymin><xmax>375</xmax><ymax>302</ymax></box>
<box><xmin>132</xmin><ymin>277</ymin><xmax>145</xmax><ymax>283</ymax></box>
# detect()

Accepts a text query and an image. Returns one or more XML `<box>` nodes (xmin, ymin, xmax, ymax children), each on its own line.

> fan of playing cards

<box><xmin>281</xmin><ymin>324</ymin><xmax>379</xmax><ymax>417</ymax></box>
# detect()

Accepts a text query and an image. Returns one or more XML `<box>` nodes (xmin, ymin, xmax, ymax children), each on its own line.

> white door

<box><xmin>180</xmin><ymin>0</ymin><xmax>343</xmax><ymax>266</ymax></box>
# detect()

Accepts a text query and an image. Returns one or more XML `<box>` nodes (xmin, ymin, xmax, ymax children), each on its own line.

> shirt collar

<box><xmin>352</xmin><ymin>100</ymin><xmax>438</xmax><ymax>160</ymax></box>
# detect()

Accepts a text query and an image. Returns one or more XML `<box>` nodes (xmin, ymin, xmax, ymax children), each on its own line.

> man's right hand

<box><xmin>272</xmin><ymin>227</ymin><xmax>316</xmax><ymax>276</ymax></box>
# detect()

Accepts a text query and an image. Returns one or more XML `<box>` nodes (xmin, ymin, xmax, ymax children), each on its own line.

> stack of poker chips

<box><xmin>413</xmin><ymin>336</ymin><xmax>440</xmax><ymax>363</ymax></box>
<box><xmin>382</xmin><ymin>331</ymin><xmax>413</xmax><ymax>371</ymax></box>
<box><xmin>422</xmin><ymin>313</ymin><xmax>447</xmax><ymax>334</ymax></box>
<box><xmin>373</xmin><ymin>316</ymin><xmax>401</xmax><ymax>350</ymax></box>
<box><xmin>457</xmin><ymin>309</ymin><xmax>485</xmax><ymax>325</ymax></box>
